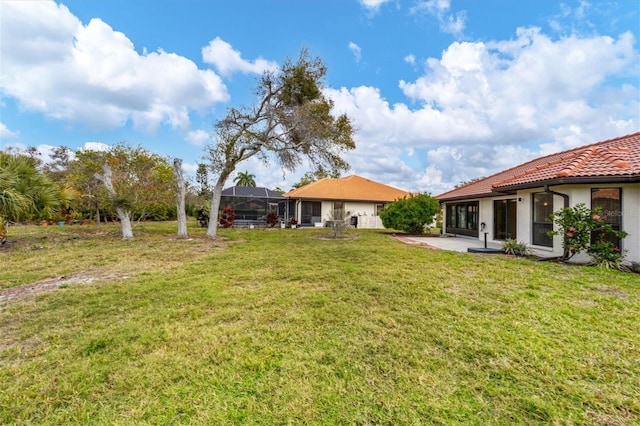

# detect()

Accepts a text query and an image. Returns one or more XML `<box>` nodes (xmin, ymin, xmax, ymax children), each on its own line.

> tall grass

<box><xmin>1</xmin><ymin>222</ymin><xmax>639</xmax><ymax>425</ymax></box>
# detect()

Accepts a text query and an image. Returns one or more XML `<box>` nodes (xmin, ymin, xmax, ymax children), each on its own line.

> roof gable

<box><xmin>437</xmin><ymin>132</ymin><xmax>640</xmax><ymax>201</ymax></box>
<box><xmin>284</xmin><ymin>174</ymin><xmax>412</xmax><ymax>202</ymax></box>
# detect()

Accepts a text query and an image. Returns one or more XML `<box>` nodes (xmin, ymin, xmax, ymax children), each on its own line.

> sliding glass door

<box><xmin>494</xmin><ymin>199</ymin><xmax>517</xmax><ymax>240</ymax></box>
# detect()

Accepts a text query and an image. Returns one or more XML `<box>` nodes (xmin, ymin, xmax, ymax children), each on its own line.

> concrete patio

<box><xmin>404</xmin><ymin>235</ymin><xmax>501</xmax><ymax>252</ymax></box>
<box><xmin>402</xmin><ymin>235</ymin><xmax>556</xmax><ymax>258</ymax></box>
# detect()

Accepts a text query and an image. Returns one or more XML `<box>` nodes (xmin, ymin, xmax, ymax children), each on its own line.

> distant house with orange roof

<box><xmin>436</xmin><ymin>132</ymin><xmax>640</xmax><ymax>264</ymax></box>
<box><xmin>284</xmin><ymin>175</ymin><xmax>413</xmax><ymax>228</ymax></box>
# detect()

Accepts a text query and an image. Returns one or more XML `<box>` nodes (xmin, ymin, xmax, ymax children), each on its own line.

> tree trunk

<box><xmin>116</xmin><ymin>206</ymin><xmax>134</xmax><ymax>239</ymax></box>
<box><xmin>95</xmin><ymin>163</ymin><xmax>134</xmax><ymax>239</ymax></box>
<box><xmin>173</xmin><ymin>158</ymin><xmax>188</xmax><ymax>239</ymax></box>
<box><xmin>205</xmin><ymin>178</ymin><xmax>226</xmax><ymax>238</ymax></box>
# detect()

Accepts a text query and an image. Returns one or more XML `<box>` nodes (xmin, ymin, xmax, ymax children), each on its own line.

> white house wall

<box><xmin>514</xmin><ymin>189</ymin><xmax>564</xmax><ymax>258</ymax></box>
<box><xmin>319</xmin><ymin>201</ymin><xmax>384</xmax><ymax>229</ymax></box>
<box><xmin>516</xmin><ymin>183</ymin><xmax>639</xmax><ymax>263</ymax></box>
<box><xmin>444</xmin><ymin>182</ymin><xmax>639</xmax><ymax>264</ymax></box>
<box><xmin>622</xmin><ymin>183</ymin><xmax>640</xmax><ymax>265</ymax></box>
<box><xmin>478</xmin><ymin>198</ymin><xmax>494</xmax><ymax>240</ymax></box>
<box><xmin>539</xmin><ymin>183</ymin><xmax>639</xmax><ymax>264</ymax></box>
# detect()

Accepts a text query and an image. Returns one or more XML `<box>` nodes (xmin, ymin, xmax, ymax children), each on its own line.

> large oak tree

<box><xmin>204</xmin><ymin>49</ymin><xmax>355</xmax><ymax>238</ymax></box>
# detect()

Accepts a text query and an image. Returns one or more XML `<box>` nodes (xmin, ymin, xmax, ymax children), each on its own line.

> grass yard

<box><xmin>1</xmin><ymin>222</ymin><xmax>639</xmax><ymax>425</ymax></box>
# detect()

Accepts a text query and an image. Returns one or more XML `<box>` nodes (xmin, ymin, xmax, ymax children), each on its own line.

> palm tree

<box><xmin>0</xmin><ymin>152</ymin><xmax>73</xmax><ymax>243</ymax></box>
<box><xmin>234</xmin><ymin>171</ymin><xmax>256</xmax><ymax>187</ymax></box>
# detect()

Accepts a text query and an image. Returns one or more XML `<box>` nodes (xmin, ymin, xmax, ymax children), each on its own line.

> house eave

<box><xmin>437</xmin><ymin>190</ymin><xmax>515</xmax><ymax>203</ymax></box>
<box><xmin>437</xmin><ymin>175</ymin><xmax>639</xmax><ymax>203</ymax></box>
<box><xmin>286</xmin><ymin>196</ymin><xmax>395</xmax><ymax>203</ymax></box>
<box><xmin>493</xmin><ymin>175</ymin><xmax>640</xmax><ymax>192</ymax></box>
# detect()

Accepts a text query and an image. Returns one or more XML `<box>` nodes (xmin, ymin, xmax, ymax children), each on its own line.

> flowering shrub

<box><xmin>219</xmin><ymin>206</ymin><xmax>236</xmax><ymax>228</ymax></box>
<box><xmin>266</xmin><ymin>211</ymin><xmax>279</xmax><ymax>227</ymax></box>
<box><xmin>549</xmin><ymin>203</ymin><xmax>627</xmax><ymax>267</ymax></box>
<box><xmin>588</xmin><ymin>237</ymin><xmax>628</xmax><ymax>270</ymax></box>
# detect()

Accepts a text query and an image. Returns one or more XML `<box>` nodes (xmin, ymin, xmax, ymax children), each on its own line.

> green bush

<box><xmin>502</xmin><ymin>239</ymin><xmax>532</xmax><ymax>257</ymax></box>
<box><xmin>379</xmin><ymin>193</ymin><xmax>439</xmax><ymax>234</ymax></box>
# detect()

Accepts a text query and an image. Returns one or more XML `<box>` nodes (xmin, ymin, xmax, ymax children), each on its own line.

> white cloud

<box><xmin>396</xmin><ymin>28</ymin><xmax>638</xmax><ymax>145</ymax></box>
<box><xmin>359</xmin><ymin>0</ymin><xmax>392</xmax><ymax>12</ymax></box>
<box><xmin>325</xmin><ymin>26</ymin><xmax>638</xmax><ymax>194</ymax></box>
<box><xmin>548</xmin><ymin>0</ymin><xmax>598</xmax><ymax>35</ymax></box>
<box><xmin>415</xmin><ymin>165</ymin><xmax>444</xmax><ymax>195</ymax></box>
<box><xmin>442</xmin><ymin>12</ymin><xmax>466</xmax><ymax>37</ymax></box>
<box><xmin>0</xmin><ymin>123</ymin><xmax>19</xmax><ymax>138</ymax></box>
<box><xmin>410</xmin><ymin>0</ymin><xmax>466</xmax><ymax>38</ymax></box>
<box><xmin>348</xmin><ymin>42</ymin><xmax>362</xmax><ymax>63</ymax></box>
<box><xmin>327</xmin><ymin>85</ymin><xmax>492</xmax><ymax>148</ymax></box>
<box><xmin>181</xmin><ymin>161</ymin><xmax>200</xmax><ymax>176</ymax></box>
<box><xmin>415</xmin><ymin>143</ymin><xmax>539</xmax><ymax>195</ymax></box>
<box><xmin>80</xmin><ymin>142</ymin><xmax>111</xmax><ymax>152</ymax></box>
<box><xmin>404</xmin><ymin>54</ymin><xmax>416</xmax><ymax>66</ymax></box>
<box><xmin>36</xmin><ymin>144</ymin><xmax>75</xmax><ymax>164</ymax></box>
<box><xmin>185</xmin><ymin>129</ymin><xmax>211</xmax><ymax>146</ymax></box>
<box><xmin>0</xmin><ymin>143</ymin><xmax>78</xmax><ymax>165</ymax></box>
<box><xmin>202</xmin><ymin>37</ymin><xmax>279</xmax><ymax>77</ymax></box>
<box><xmin>412</xmin><ymin>0</ymin><xmax>451</xmax><ymax>15</ymax></box>
<box><xmin>0</xmin><ymin>1</ymin><xmax>229</xmax><ymax>133</ymax></box>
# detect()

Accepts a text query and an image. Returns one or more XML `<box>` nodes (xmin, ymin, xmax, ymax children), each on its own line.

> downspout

<box><xmin>544</xmin><ymin>185</ymin><xmax>569</xmax><ymax>208</ymax></box>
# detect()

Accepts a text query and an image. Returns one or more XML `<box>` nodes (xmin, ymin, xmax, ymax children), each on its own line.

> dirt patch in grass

<box><xmin>0</xmin><ymin>272</ymin><xmax>130</xmax><ymax>305</ymax></box>
<box><xmin>314</xmin><ymin>234</ymin><xmax>360</xmax><ymax>240</ymax></box>
<box><xmin>389</xmin><ymin>234</ymin><xmax>437</xmax><ymax>247</ymax></box>
<box><xmin>591</xmin><ymin>286</ymin><xmax>628</xmax><ymax>299</ymax></box>
<box><xmin>0</xmin><ymin>240</ymin><xmax>18</xmax><ymax>249</ymax></box>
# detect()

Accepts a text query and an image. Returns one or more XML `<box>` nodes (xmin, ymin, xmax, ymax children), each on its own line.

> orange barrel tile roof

<box><xmin>284</xmin><ymin>175</ymin><xmax>413</xmax><ymax>202</ymax></box>
<box><xmin>437</xmin><ymin>132</ymin><xmax>640</xmax><ymax>201</ymax></box>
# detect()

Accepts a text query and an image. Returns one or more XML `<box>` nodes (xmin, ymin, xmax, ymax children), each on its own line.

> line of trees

<box><xmin>1</xmin><ymin>48</ymin><xmax>357</xmax><ymax>241</ymax></box>
<box><xmin>1</xmin><ymin>144</ymin><xmax>179</xmax><ymax>241</ymax></box>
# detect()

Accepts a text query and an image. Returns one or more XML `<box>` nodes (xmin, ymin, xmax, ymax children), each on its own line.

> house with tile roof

<box><xmin>436</xmin><ymin>132</ymin><xmax>640</xmax><ymax>264</ymax></box>
<box><xmin>284</xmin><ymin>175</ymin><xmax>413</xmax><ymax>228</ymax></box>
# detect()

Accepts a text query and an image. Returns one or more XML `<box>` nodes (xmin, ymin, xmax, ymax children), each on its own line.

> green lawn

<box><xmin>1</xmin><ymin>222</ymin><xmax>639</xmax><ymax>425</ymax></box>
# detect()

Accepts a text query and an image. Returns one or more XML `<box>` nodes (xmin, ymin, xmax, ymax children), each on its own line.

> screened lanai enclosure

<box><xmin>219</xmin><ymin>186</ymin><xmax>292</xmax><ymax>227</ymax></box>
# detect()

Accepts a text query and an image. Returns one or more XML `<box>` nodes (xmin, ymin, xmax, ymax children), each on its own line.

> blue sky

<box><xmin>1</xmin><ymin>0</ymin><xmax>638</xmax><ymax>195</ymax></box>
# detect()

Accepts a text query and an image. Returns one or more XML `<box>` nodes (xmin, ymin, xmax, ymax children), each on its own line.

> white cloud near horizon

<box><xmin>0</xmin><ymin>1</ymin><xmax>229</xmax><ymax>133</ymax></box>
<box><xmin>80</xmin><ymin>142</ymin><xmax>112</xmax><ymax>152</ymax></box>
<box><xmin>185</xmin><ymin>129</ymin><xmax>211</xmax><ymax>146</ymax></box>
